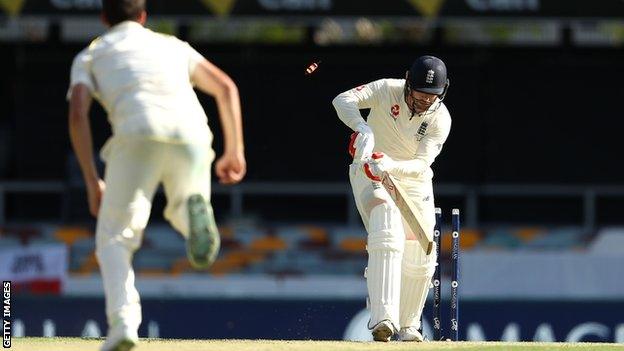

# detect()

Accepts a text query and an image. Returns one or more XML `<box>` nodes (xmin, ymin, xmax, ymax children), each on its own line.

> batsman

<box><xmin>332</xmin><ymin>55</ymin><xmax>452</xmax><ymax>342</ymax></box>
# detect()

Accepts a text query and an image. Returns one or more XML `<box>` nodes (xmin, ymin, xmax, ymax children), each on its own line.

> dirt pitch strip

<box><xmin>8</xmin><ymin>338</ymin><xmax>624</xmax><ymax>351</ymax></box>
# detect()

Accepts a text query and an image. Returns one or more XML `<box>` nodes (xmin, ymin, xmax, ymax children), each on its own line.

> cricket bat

<box><xmin>380</xmin><ymin>171</ymin><xmax>434</xmax><ymax>254</ymax></box>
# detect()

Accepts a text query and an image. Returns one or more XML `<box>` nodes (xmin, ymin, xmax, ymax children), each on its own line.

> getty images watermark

<box><xmin>3</xmin><ymin>281</ymin><xmax>10</xmax><ymax>348</ymax></box>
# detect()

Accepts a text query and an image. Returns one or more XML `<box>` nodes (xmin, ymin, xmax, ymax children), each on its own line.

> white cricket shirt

<box><xmin>68</xmin><ymin>21</ymin><xmax>211</xmax><ymax>144</ymax></box>
<box><xmin>333</xmin><ymin>78</ymin><xmax>452</xmax><ymax>181</ymax></box>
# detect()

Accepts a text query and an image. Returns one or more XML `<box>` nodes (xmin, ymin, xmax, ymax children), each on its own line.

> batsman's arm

<box><xmin>388</xmin><ymin>113</ymin><xmax>452</xmax><ymax>178</ymax></box>
<box><xmin>332</xmin><ymin>79</ymin><xmax>385</xmax><ymax>131</ymax></box>
<box><xmin>68</xmin><ymin>84</ymin><xmax>99</xmax><ymax>186</ymax></box>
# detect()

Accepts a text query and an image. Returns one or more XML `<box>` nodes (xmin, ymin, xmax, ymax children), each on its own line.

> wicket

<box><xmin>432</xmin><ymin>207</ymin><xmax>461</xmax><ymax>341</ymax></box>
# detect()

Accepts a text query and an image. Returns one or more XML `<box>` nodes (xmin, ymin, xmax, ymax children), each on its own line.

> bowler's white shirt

<box><xmin>68</xmin><ymin>21</ymin><xmax>211</xmax><ymax>144</ymax></box>
<box><xmin>333</xmin><ymin>78</ymin><xmax>452</xmax><ymax>180</ymax></box>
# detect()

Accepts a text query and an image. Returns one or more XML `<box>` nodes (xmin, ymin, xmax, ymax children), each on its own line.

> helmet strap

<box><xmin>404</xmin><ymin>74</ymin><xmax>417</xmax><ymax>118</ymax></box>
<box><xmin>405</xmin><ymin>76</ymin><xmax>450</xmax><ymax>119</ymax></box>
<box><xmin>438</xmin><ymin>79</ymin><xmax>450</xmax><ymax>102</ymax></box>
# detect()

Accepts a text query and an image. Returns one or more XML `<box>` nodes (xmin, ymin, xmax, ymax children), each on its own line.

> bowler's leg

<box><xmin>162</xmin><ymin>142</ymin><xmax>219</xmax><ymax>269</ymax></box>
<box><xmin>96</xmin><ymin>140</ymin><xmax>162</xmax><ymax>351</ymax></box>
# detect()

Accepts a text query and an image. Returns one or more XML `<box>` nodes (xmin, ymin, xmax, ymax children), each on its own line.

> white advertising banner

<box><xmin>0</xmin><ymin>244</ymin><xmax>68</xmax><ymax>283</ymax></box>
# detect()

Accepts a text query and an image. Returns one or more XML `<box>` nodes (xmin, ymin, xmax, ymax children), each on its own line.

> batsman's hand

<box><xmin>363</xmin><ymin>152</ymin><xmax>396</xmax><ymax>181</ymax></box>
<box><xmin>348</xmin><ymin>123</ymin><xmax>375</xmax><ymax>162</ymax></box>
<box><xmin>86</xmin><ymin>178</ymin><xmax>105</xmax><ymax>218</ymax></box>
<box><xmin>216</xmin><ymin>151</ymin><xmax>246</xmax><ymax>185</ymax></box>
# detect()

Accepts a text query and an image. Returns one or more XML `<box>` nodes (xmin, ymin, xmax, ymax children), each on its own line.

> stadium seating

<box><xmin>0</xmin><ymin>222</ymin><xmax>598</xmax><ymax>278</ymax></box>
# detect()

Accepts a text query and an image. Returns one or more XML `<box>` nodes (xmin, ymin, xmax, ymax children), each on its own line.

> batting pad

<box><xmin>399</xmin><ymin>240</ymin><xmax>437</xmax><ymax>328</ymax></box>
<box><xmin>366</xmin><ymin>203</ymin><xmax>405</xmax><ymax>331</ymax></box>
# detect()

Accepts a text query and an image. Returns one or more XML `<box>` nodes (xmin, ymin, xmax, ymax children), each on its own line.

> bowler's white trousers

<box><xmin>95</xmin><ymin>137</ymin><xmax>214</xmax><ymax>333</ymax></box>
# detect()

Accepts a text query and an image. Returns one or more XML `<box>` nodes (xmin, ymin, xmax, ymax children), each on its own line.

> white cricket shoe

<box><xmin>100</xmin><ymin>325</ymin><xmax>138</xmax><ymax>351</ymax></box>
<box><xmin>371</xmin><ymin>320</ymin><xmax>395</xmax><ymax>342</ymax></box>
<box><xmin>399</xmin><ymin>326</ymin><xmax>424</xmax><ymax>342</ymax></box>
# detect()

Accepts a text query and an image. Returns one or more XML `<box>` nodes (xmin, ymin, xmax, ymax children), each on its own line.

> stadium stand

<box><xmin>0</xmin><ymin>222</ymin><xmax>600</xmax><ymax>278</ymax></box>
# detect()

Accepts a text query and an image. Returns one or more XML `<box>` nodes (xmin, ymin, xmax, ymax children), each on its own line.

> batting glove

<box><xmin>363</xmin><ymin>152</ymin><xmax>396</xmax><ymax>181</ymax></box>
<box><xmin>348</xmin><ymin>123</ymin><xmax>375</xmax><ymax>163</ymax></box>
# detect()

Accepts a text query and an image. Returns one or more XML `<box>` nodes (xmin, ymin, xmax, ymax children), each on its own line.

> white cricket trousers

<box><xmin>95</xmin><ymin>137</ymin><xmax>214</xmax><ymax>333</ymax></box>
<box><xmin>349</xmin><ymin>163</ymin><xmax>437</xmax><ymax>330</ymax></box>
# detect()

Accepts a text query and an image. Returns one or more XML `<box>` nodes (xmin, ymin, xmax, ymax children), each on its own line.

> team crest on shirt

<box><xmin>390</xmin><ymin>104</ymin><xmax>400</xmax><ymax>119</ymax></box>
<box><xmin>415</xmin><ymin>121</ymin><xmax>428</xmax><ymax>141</ymax></box>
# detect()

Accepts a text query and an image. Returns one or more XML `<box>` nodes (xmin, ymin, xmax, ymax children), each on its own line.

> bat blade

<box><xmin>381</xmin><ymin>172</ymin><xmax>434</xmax><ymax>254</ymax></box>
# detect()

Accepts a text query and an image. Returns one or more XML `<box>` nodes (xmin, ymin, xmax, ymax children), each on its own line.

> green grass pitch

<box><xmin>8</xmin><ymin>338</ymin><xmax>624</xmax><ymax>351</ymax></box>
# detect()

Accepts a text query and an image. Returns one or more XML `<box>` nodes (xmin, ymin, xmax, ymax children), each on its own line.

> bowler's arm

<box><xmin>192</xmin><ymin>59</ymin><xmax>244</xmax><ymax>157</ymax></box>
<box><xmin>68</xmin><ymin>84</ymin><xmax>99</xmax><ymax>187</ymax></box>
<box><xmin>191</xmin><ymin>59</ymin><xmax>246</xmax><ymax>184</ymax></box>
